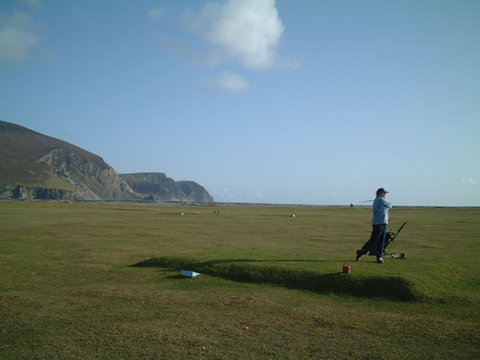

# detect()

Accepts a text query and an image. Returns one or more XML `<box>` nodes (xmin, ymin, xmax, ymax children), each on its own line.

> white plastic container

<box><xmin>181</xmin><ymin>270</ymin><xmax>201</xmax><ymax>278</ymax></box>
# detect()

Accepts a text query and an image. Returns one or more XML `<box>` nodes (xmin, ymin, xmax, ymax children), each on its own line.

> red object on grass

<box><xmin>343</xmin><ymin>265</ymin><xmax>351</xmax><ymax>274</ymax></box>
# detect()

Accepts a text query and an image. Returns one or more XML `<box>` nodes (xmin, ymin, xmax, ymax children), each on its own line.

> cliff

<box><xmin>0</xmin><ymin>120</ymin><xmax>214</xmax><ymax>203</ymax></box>
<box><xmin>120</xmin><ymin>173</ymin><xmax>214</xmax><ymax>203</ymax></box>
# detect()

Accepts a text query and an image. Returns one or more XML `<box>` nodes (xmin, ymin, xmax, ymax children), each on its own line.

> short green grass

<box><xmin>0</xmin><ymin>201</ymin><xmax>479</xmax><ymax>359</ymax></box>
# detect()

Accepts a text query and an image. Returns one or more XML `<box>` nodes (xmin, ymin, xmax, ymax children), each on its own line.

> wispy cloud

<box><xmin>213</xmin><ymin>187</ymin><xmax>265</xmax><ymax>202</ymax></box>
<box><xmin>459</xmin><ymin>177</ymin><xmax>478</xmax><ymax>185</ymax></box>
<box><xmin>208</xmin><ymin>71</ymin><xmax>251</xmax><ymax>92</ymax></box>
<box><xmin>188</xmin><ymin>0</ymin><xmax>285</xmax><ymax>70</ymax></box>
<box><xmin>147</xmin><ymin>8</ymin><xmax>164</xmax><ymax>22</ymax></box>
<box><xmin>73</xmin><ymin>8</ymin><xmax>93</xmax><ymax>26</ymax></box>
<box><xmin>16</xmin><ymin>0</ymin><xmax>44</xmax><ymax>11</ymax></box>
<box><xmin>0</xmin><ymin>10</ymin><xmax>43</xmax><ymax>63</ymax></box>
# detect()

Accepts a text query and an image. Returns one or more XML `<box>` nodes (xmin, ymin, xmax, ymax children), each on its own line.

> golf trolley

<box><xmin>361</xmin><ymin>222</ymin><xmax>407</xmax><ymax>258</ymax></box>
<box><xmin>382</xmin><ymin>222</ymin><xmax>407</xmax><ymax>258</ymax></box>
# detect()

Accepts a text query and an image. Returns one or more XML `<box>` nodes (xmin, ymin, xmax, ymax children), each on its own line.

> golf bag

<box><xmin>384</xmin><ymin>222</ymin><xmax>406</xmax><ymax>252</ymax></box>
<box><xmin>366</xmin><ymin>222</ymin><xmax>407</xmax><ymax>257</ymax></box>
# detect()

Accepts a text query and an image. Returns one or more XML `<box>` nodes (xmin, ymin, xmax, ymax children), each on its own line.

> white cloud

<box><xmin>459</xmin><ymin>177</ymin><xmax>478</xmax><ymax>185</ymax></box>
<box><xmin>0</xmin><ymin>11</ymin><xmax>42</xmax><ymax>63</ymax></box>
<box><xmin>148</xmin><ymin>8</ymin><xmax>164</xmax><ymax>22</ymax></box>
<box><xmin>210</xmin><ymin>71</ymin><xmax>251</xmax><ymax>92</ymax></box>
<box><xmin>188</xmin><ymin>0</ymin><xmax>285</xmax><ymax>69</ymax></box>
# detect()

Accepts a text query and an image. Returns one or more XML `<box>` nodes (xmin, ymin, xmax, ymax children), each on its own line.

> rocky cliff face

<box><xmin>38</xmin><ymin>148</ymin><xmax>136</xmax><ymax>201</ymax></box>
<box><xmin>120</xmin><ymin>173</ymin><xmax>214</xmax><ymax>203</ymax></box>
<box><xmin>177</xmin><ymin>181</ymin><xmax>215</xmax><ymax>203</ymax></box>
<box><xmin>5</xmin><ymin>184</ymin><xmax>76</xmax><ymax>200</ymax></box>
<box><xmin>0</xmin><ymin>147</ymin><xmax>136</xmax><ymax>201</ymax></box>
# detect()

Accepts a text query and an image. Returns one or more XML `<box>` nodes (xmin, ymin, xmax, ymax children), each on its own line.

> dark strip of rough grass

<box><xmin>133</xmin><ymin>257</ymin><xmax>420</xmax><ymax>301</ymax></box>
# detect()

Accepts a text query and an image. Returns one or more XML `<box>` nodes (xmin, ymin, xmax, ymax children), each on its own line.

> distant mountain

<box><xmin>0</xmin><ymin>120</ymin><xmax>214</xmax><ymax>203</ymax></box>
<box><xmin>120</xmin><ymin>173</ymin><xmax>214</xmax><ymax>203</ymax></box>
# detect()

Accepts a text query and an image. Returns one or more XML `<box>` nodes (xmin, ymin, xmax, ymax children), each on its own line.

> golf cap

<box><xmin>376</xmin><ymin>188</ymin><xmax>389</xmax><ymax>196</ymax></box>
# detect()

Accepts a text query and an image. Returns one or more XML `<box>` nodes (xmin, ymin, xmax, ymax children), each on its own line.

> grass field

<box><xmin>0</xmin><ymin>201</ymin><xmax>479</xmax><ymax>359</ymax></box>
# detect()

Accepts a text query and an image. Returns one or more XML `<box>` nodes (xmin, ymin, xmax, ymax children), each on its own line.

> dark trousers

<box><xmin>359</xmin><ymin>224</ymin><xmax>387</xmax><ymax>258</ymax></box>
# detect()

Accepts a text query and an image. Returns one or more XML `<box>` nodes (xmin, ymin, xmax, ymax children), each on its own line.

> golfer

<box><xmin>356</xmin><ymin>188</ymin><xmax>392</xmax><ymax>263</ymax></box>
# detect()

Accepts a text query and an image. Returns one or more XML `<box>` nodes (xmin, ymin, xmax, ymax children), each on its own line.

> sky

<box><xmin>1</xmin><ymin>0</ymin><xmax>479</xmax><ymax>206</ymax></box>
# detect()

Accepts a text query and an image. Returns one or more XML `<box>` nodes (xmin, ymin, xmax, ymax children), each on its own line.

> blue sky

<box><xmin>1</xmin><ymin>0</ymin><xmax>479</xmax><ymax>206</ymax></box>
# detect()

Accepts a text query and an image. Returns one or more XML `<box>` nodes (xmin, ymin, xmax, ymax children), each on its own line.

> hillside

<box><xmin>0</xmin><ymin>121</ymin><xmax>214</xmax><ymax>203</ymax></box>
<box><xmin>120</xmin><ymin>173</ymin><xmax>214</xmax><ymax>203</ymax></box>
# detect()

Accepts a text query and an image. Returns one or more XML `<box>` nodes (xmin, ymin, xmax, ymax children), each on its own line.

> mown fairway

<box><xmin>1</xmin><ymin>201</ymin><xmax>479</xmax><ymax>359</ymax></box>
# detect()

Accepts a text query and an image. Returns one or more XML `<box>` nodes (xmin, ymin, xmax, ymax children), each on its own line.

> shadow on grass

<box><xmin>165</xmin><ymin>274</ymin><xmax>187</xmax><ymax>280</ymax></box>
<box><xmin>191</xmin><ymin>258</ymin><xmax>340</xmax><ymax>267</ymax></box>
<box><xmin>132</xmin><ymin>256</ymin><xmax>420</xmax><ymax>302</ymax></box>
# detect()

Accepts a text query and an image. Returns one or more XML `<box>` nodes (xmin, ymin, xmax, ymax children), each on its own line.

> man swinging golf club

<box><xmin>356</xmin><ymin>188</ymin><xmax>392</xmax><ymax>263</ymax></box>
